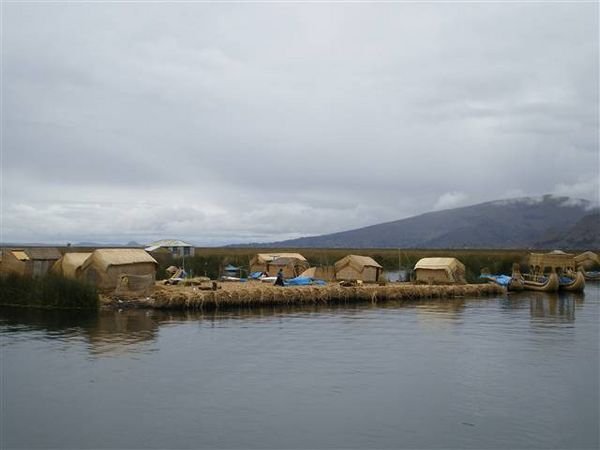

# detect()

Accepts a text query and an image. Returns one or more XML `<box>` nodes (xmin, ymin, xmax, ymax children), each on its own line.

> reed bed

<box><xmin>145</xmin><ymin>282</ymin><xmax>504</xmax><ymax>310</ymax></box>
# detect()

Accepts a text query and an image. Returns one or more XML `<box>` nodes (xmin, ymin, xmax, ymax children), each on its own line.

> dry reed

<box><xmin>138</xmin><ymin>282</ymin><xmax>505</xmax><ymax>310</ymax></box>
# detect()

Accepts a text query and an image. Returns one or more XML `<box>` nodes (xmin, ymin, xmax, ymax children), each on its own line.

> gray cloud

<box><xmin>2</xmin><ymin>2</ymin><xmax>598</xmax><ymax>244</ymax></box>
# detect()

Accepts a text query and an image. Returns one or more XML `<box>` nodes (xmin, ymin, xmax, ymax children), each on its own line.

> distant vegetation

<box><xmin>0</xmin><ymin>273</ymin><xmax>98</xmax><ymax>309</ymax></box>
<box><xmin>156</xmin><ymin>248</ymin><xmax>530</xmax><ymax>284</ymax></box>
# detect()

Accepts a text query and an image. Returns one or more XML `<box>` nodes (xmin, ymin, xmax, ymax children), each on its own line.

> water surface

<box><xmin>1</xmin><ymin>285</ymin><xmax>599</xmax><ymax>449</ymax></box>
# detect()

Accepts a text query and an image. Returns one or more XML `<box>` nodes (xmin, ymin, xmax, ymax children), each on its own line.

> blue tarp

<box><xmin>224</xmin><ymin>264</ymin><xmax>240</xmax><ymax>272</ymax></box>
<box><xmin>249</xmin><ymin>271</ymin><xmax>265</xmax><ymax>279</ymax></box>
<box><xmin>480</xmin><ymin>274</ymin><xmax>512</xmax><ymax>286</ymax></box>
<box><xmin>284</xmin><ymin>276</ymin><xmax>327</xmax><ymax>286</ymax></box>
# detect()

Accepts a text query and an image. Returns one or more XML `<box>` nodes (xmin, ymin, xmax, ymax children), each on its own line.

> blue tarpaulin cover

<box><xmin>480</xmin><ymin>274</ymin><xmax>512</xmax><ymax>286</ymax></box>
<box><xmin>285</xmin><ymin>276</ymin><xmax>326</xmax><ymax>286</ymax></box>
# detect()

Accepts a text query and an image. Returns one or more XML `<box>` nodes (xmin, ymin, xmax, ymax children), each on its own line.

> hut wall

<box><xmin>362</xmin><ymin>266</ymin><xmax>380</xmax><ymax>282</ymax></box>
<box><xmin>415</xmin><ymin>268</ymin><xmax>451</xmax><ymax>284</ymax></box>
<box><xmin>335</xmin><ymin>266</ymin><xmax>361</xmax><ymax>281</ymax></box>
<box><xmin>81</xmin><ymin>262</ymin><xmax>156</xmax><ymax>292</ymax></box>
<box><xmin>335</xmin><ymin>265</ymin><xmax>380</xmax><ymax>282</ymax></box>
<box><xmin>250</xmin><ymin>263</ymin><xmax>268</xmax><ymax>275</ymax></box>
<box><xmin>31</xmin><ymin>260</ymin><xmax>53</xmax><ymax>278</ymax></box>
<box><xmin>106</xmin><ymin>263</ymin><xmax>156</xmax><ymax>290</ymax></box>
<box><xmin>315</xmin><ymin>266</ymin><xmax>335</xmax><ymax>281</ymax></box>
<box><xmin>114</xmin><ymin>274</ymin><xmax>155</xmax><ymax>295</ymax></box>
<box><xmin>0</xmin><ymin>253</ymin><xmax>27</xmax><ymax>276</ymax></box>
<box><xmin>265</xmin><ymin>263</ymin><xmax>297</xmax><ymax>278</ymax></box>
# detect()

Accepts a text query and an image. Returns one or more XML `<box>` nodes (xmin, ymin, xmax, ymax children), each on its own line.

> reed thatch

<box><xmin>574</xmin><ymin>251</ymin><xmax>600</xmax><ymax>270</ymax></box>
<box><xmin>141</xmin><ymin>283</ymin><xmax>504</xmax><ymax>310</ymax></box>
<box><xmin>79</xmin><ymin>249</ymin><xmax>158</xmax><ymax>292</ymax></box>
<box><xmin>51</xmin><ymin>252</ymin><xmax>92</xmax><ymax>278</ymax></box>
<box><xmin>414</xmin><ymin>257</ymin><xmax>466</xmax><ymax>284</ymax></box>
<box><xmin>334</xmin><ymin>255</ymin><xmax>383</xmax><ymax>282</ymax></box>
<box><xmin>0</xmin><ymin>248</ymin><xmax>62</xmax><ymax>277</ymax></box>
<box><xmin>249</xmin><ymin>253</ymin><xmax>309</xmax><ymax>278</ymax></box>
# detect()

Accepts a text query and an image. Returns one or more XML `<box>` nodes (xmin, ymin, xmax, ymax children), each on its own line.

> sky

<box><xmin>2</xmin><ymin>2</ymin><xmax>598</xmax><ymax>245</ymax></box>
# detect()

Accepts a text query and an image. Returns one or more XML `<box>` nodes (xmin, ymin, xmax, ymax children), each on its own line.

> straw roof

<box><xmin>82</xmin><ymin>249</ymin><xmax>158</xmax><ymax>272</ymax></box>
<box><xmin>253</xmin><ymin>253</ymin><xmax>307</xmax><ymax>263</ymax></box>
<box><xmin>574</xmin><ymin>251</ymin><xmax>599</xmax><ymax>265</ymax></box>
<box><xmin>54</xmin><ymin>252</ymin><xmax>92</xmax><ymax>278</ymax></box>
<box><xmin>300</xmin><ymin>267</ymin><xmax>317</xmax><ymax>278</ymax></box>
<box><xmin>334</xmin><ymin>255</ymin><xmax>382</xmax><ymax>272</ymax></box>
<box><xmin>11</xmin><ymin>250</ymin><xmax>30</xmax><ymax>261</ymax></box>
<box><xmin>25</xmin><ymin>247</ymin><xmax>62</xmax><ymax>260</ymax></box>
<box><xmin>414</xmin><ymin>257</ymin><xmax>465</xmax><ymax>271</ymax></box>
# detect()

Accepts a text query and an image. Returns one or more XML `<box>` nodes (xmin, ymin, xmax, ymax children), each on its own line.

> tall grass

<box><xmin>0</xmin><ymin>273</ymin><xmax>99</xmax><ymax>309</ymax></box>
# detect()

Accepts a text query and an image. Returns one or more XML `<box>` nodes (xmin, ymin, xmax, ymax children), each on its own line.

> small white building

<box><xmin>145</xmin><ymin>239</ymin><xmax>195</xmax><ymax>258</ymax></box>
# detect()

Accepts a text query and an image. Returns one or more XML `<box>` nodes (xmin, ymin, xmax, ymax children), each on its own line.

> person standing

<box><xmin>274</xmin><ymin>268</ymin><xmax>285</xmax><ymax>286</ymax></box>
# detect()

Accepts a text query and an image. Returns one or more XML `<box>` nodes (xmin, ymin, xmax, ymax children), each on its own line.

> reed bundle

<box><xmin>148</xmin><ymin>283</ymin><xmax>504</xmax><ymax>310</ymax></box>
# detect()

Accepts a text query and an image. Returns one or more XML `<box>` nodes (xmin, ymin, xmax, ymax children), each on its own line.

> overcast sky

<box><xmin>2</xmin><ymin>2</ymin><xmax>598</xmax><ymax>245</ymax></box>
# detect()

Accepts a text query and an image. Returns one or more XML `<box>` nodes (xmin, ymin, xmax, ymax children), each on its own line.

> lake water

<box><xmin>1</xmin><ymin>284</ymin><xmax>599</xmax><ymax>449</ymax></box>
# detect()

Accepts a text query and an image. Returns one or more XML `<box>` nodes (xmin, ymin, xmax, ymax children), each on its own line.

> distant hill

<box><xmin>245</xmin><ymin>195</ymin><xmax>599</xmax><ymax>250</ymax></box>
<box><xmin>535</xmin><ymin>212</ymin><xmax>600</xmax><ymax>249</ymax></box>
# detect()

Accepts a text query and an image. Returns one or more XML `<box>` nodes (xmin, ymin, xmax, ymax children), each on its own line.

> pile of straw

<box><xmin>146</xmin><ymin>283</ymin><xmax>504</xmax><ymax>310</ymax></box>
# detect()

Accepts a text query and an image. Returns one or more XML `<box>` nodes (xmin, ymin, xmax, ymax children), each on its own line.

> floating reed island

<box><xmin>105</xmin><ymin>282</ymin><xmax>506</xmax><ymax>310</ymax></box>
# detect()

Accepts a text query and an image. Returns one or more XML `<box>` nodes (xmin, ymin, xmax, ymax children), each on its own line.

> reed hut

<box><xmin>574</xmin><ymin>251</ymin><xmax>600</xmax><ymax>270</ymax></box>
<box><xmin>414</xmin><ymin>257</ymin><xmax>466</xmax><ymax>284</ymax></box>
<box><xmin>51</xmin><ymin>252</ymin><xmax>92</xmax><ymax>279</ymax></box>
<box><xmin>78</xmin><ymin>249</ymin><xmax>158</xmax><ymax>293</ymax></box>
<box><xmin>0</xmin><ymin>248</ymin><xmax>61</xmax><ymax>277</ymax></box>
<box><xmin>334</xmin><ymin>255</ymin><xmax>383</xmax><ymax>282</ymax></box>
<box><xmin>249</xmin><ymin>253</ymin><xmax>309</xmax><ymax>278</ymax></box>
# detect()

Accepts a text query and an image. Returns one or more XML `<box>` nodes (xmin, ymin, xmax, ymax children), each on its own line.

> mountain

<box><xmin>535</xmin><ymin>212</ymin><xmax>600</xmax><ymax>249</ymax></box>
<box><xmin>251</xmin><ymin>195</ymin><xmax>599</xmax><ymax>249</ymax></box>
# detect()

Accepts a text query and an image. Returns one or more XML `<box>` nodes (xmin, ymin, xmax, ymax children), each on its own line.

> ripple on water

<box><xmin>1</xmin><ymin>287</ymin><xmax>599</xmax><ymax>449</ymax></box>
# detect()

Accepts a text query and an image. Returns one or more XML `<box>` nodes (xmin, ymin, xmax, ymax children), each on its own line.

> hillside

<box><xmin>535</xmin><ymin>212</ymin><xmax>600</xmax><ymax>249</ymax></box>
<box><xmin>251</xmin><ymin>195</ymin><xmax>598</xmax><ymax>249</ymax></box>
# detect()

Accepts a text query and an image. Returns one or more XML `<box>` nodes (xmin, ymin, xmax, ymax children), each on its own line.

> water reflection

<box><xmin>2</xmin><ymin>286</ymin><xmax>598</xmax><ymax>450</ymax></box>
<box><xmin>0</xmin><ymin>307</ymin><xmax>159</xmax><ymax>356</ymax></box>
<box><xmin>499</xmin><ymin>291</ymin><xmax>584</xmax><ymax>324</ymax></box>
<box><xmin>0</xmin><ymin>292</ymin><xmax>588</xmax><ymax>353</ymax></box>
<box><xmin>0</xmin><ymin>298</ymin><xmax>475</xmax><ymax>354</ymax></box>
<box><xmin>530</xmin><ymin>295</ymin><xmax>574</xmax><ymax>322</ymax></box>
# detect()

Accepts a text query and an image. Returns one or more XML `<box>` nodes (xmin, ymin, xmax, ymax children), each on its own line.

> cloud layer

<box><xmin>2</xmin><ymin>3</ymin><xmax>598</xmax><ymax>244</ymax></box>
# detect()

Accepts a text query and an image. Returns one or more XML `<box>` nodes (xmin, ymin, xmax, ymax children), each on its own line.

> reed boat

<box><xmin>558</xmin><ymin>271</ymin><xmax>586</xmax><ymax>292</ymax></box>
<box><xmin>521</xmin><ymin>272</ymin><xmax>560</xmax><ymax>292</ymax></box>
<box><xmin>522</xmin><ymin>251</ymin><xmax>583</xmax><ymax>293</ymax></box>
<box><xmin>583</xmin><ymin>271</ymin><xmax>600</xmax><ymax>281</ymax></box>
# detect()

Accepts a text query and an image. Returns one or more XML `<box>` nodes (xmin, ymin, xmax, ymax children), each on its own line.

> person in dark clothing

<box><xmin>274</xmin><ymin>269</ymin><xmax>285</xmax><ymax>286</ymax></box>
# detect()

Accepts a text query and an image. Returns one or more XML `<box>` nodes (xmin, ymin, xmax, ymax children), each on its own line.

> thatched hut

<box><xmin>574</xmin><ymin>251</ymin><xmax>600</xmax><ymax>270</ymax></box>
<box><xmin>334</xmin><ymin>255</ymin><xmax>383</xmax><ymax>282</ymax></box>
<box><xmin>78</xmin><ymin>249</ymin><xmax>158</xmax><ymax>293</ymax></box>
<box><xmin>249</xmin><ymin>253</ymin><xmax>309</xmax><ymax>278</ymax></box>
<box><xmin>414</xmin><ymin>257</ymin><xmax>466</xmax><ymax>284</ymax></box>
<box><xmin>51</xmin><ymin>252</ymin><xmax>92</xmax><ymax>279</ymax></box>
<box><xmin>0</xmin><ymin>248</ymin><xmax>62</xmax><ymax>277</ymax></box>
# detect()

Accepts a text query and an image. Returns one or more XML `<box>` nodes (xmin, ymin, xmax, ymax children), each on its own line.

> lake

<box><xmin>1</xmin><ymin>284</ymin><xmax>599</xmax><ymax>449</ymax></box>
